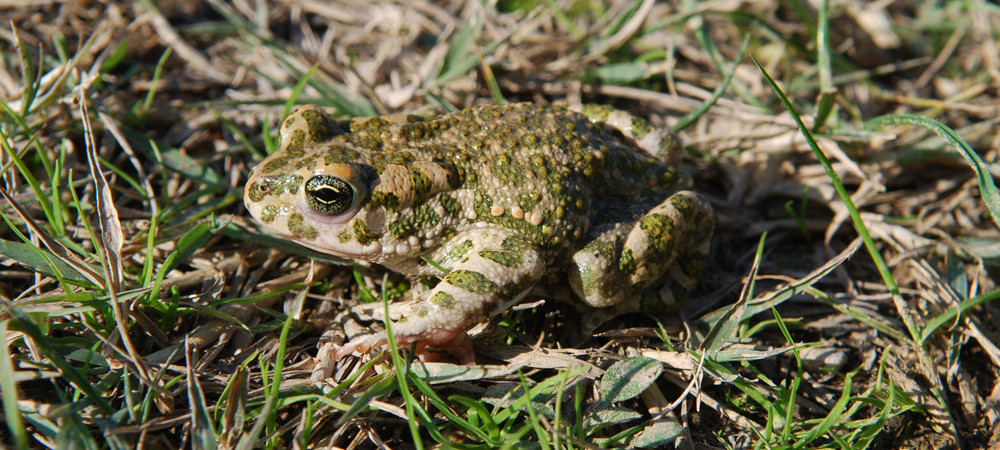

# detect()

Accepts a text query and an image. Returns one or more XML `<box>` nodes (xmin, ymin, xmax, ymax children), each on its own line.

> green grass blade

<box><xmin>752</xmin><ymin>56</ymin><xmax>914</xmax><ymax>340</ymax></box>
<box><xmin>0</xmin><ymin>117</ymin><xmax>57</xmax><ymax>228</ymax></box>
<box><xmin>813</xmin><ymin>0</ymin><xmax>836</xmax><ymax>130</ymax></box>
<box><xmin>13</xmin><ymin>23</ymin><xmax>39</xmax><ymax>119</ymax></box>
<box><xmin>186</xmin><ymin>340</ymin><xmax>218</xmax><ymax>449</ymax></box>
<box><xmin>265</xmin><ymin>314</ymin><xmax>294</xmax><ymax>448</ymax></box>
<box><xmin>435</xmin><ymin>21</ymin><xmax>477</xmax><ymax>88</ymax></box>
<box><xmin>692</xmin><ymin>13</ymin><xmax>765</xmax><ymax>110</ymax></box>
<box><xmin>337</xmin><ymin>374</ymin><xmax>395</xmax><ymax>424</ymax></box>
<box><xmin>383</xmin><ymin>288</ymin><xmax>426</xmax><ymax>450</ymax></box>
<box><xmin>0</xmin><ymin>238</ymin><xmax>92</xmax><ymax>284</ymax></box>
<box><xmin>673</xmin><ymin>34</ymin><xmax>749</xmax><ymax>131</ymax></box>
<box><xmin>517</xmin><ymin>370</ymin><xmax>552</xmax><ymax>450</ymax></box>
<box><xmin>449</xmin><ymin>394</ymin><xmax>501</xmax><ymax>443</ymax></box>
<box><xmin>771</xmin><ymin>308</ymin><xmax>802</xmax><ymax>445</ymax></box>
<box><xmin>139</xmin><ymin>47</ymin><xmax>172</xmax><ymax>114</ymax></box>
<box><xmin>700</xmin><ymin>232</ymin><xmax>764</xmax><ymax>353</ymax></box>
<box><xmin>865</xmin><ymin>113</ymin><xmax>1000</xmax><ymax>231</ymax></box>
<box><xmin>280</xmin><ymin>63</ymin><xmax>319</xmax><ymax>122</ymax></box>
<box><xmin>701</xmin><ymin>237</ymin><xmax>863</xmax><ymax>334</ymax></box>
<box><xmin>0</xmin><ymin>319</ymin><xmax>30</xmax><ymax>449</ymax></box>
<box><xmin>920</xmin><ymin>288</ymin><xmax>1000</xmax><ymax>343</ymax></box>
<box><xmin>795</xmin><ymin>371</ymin><xmax>854</xmax><ymax>448</ymax></box>
<box><xmin>407</xmin><ymin>372</ymin><xmax>495</xmax><ymax>444</ymax></box>
<box><xmin>147</xmin><ymin>220</ymin><xmax>216</xmax><ymax>306</ymax></box>
<box><xmin>3</xmin><ymin>303</ymin><xmax>113</xmax><ymax>415</ymax></box>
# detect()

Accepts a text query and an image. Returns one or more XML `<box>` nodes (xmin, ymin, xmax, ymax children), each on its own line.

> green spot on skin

<box><xmin>479</xmin><ymin>250</ymin><xmax>523</xmax><ymax>268</ymax></box>
<box><xmin>669</xmin><ymin>193</ymin><xmax>694</xmax><ymax>213</ymax></box>
<box><xmin>494</xmin><ymin>155</ymin><xmax>525</xmax><ymax>185</ymax></box>
<box><xmin>444</xmin><ymin>240</ymin><xmax>474</xmax><ymax>263</ymax></box>
<box><xmin>444</xmin><ymin>270</ymin><xmax>497</xmax><ymax>294</ymax></box>
<box><xmin>389</xmin><ymin>204</ymin><xmax>441</xmax><ymax>239</ymax></box>
<box><xmin>287</xmin><ymin>176</ymin><xmax>304</xmax><ymax>194</ymax></box>
<box><xmin>638</xmin><ymin>213</ymin><xmax>675</xmax><ymax>266</ymax></box>
<box><xmin>388</xmin><ymin>221</ymin><xmax>410</xmax><ymax>239</ymax></box>
<box><xmin>247</xmin><ymin>183</ymin><xmax>265</xmax><ymax>202</ymax></box>
<box><xmin>325</xmin><ymin>144</ymin><xmax>361</xmax><ymax>165</ymax></box>
<box><xmin>501</xmin><ymin>234</ymin><xmax>535</xmax><ymax>253</ymax></box>
<box><xmin>415</xmin><ymin>203</ymin><xmax>441</xmax><ymax>227</ymax></box>
<box><xmin>352</xmin><ymin>219</ymin><xmax>379</xmax><ymax>245</ymax></box>
<box><xmin>473</xmin><ymin>191</ymin><xmax>493</xmax><ymax>217</ymax></box>
<box><xmin>287</xmin><ymin>213</ymin><xmax>318</xmax><ymax>240</ymax></box>
<box><xmin>264</xmin><ymin>123</ymin><xmax>309</xmax><ymax>172</ymax></box>
<box><xmin>629</xmin><ymin>115</ymin><xmax>653</xmax><ymax>139</ymax></box>
<box><xmin>383</xmin><ymin>151</ymin><xmax>416</xmax><ymax>166</ymax></box>
<box><xmin>287</xmin><ymin>129</ymin><xmax>306</xmax><ymax>152</ymax></box>
<box><xmin>337</xmin><ymin>228</ymin><xmax>353</xmax><ymax>243</ymax></box>
<box><xmin>249</xmin><ymin>175</ymin><xmax>304</xmax><ymax>201</ymax></box>
<box><xmin>409</xmin><ymin>169</ymin><xmax>433</xmax><ymax>203</ymax></box>
<box><xmin>261</xmin><ymin>205</ymin><xmax>279</xmax><ymax>223</ymax></box>
<box><xmin>582</xmin><ymin>237</ymin><xmax>615</xmax><ymax>261</ymax></box>
<box><xmin>371</xmin><ymin>191</ymin><xmax>401</xmax><ymax>211</ymax></box>
<box><xmin>352</xmin><ymin>116</ymin><xmax>386</xmax><ymax>133</ymax></box>
<box><xmin>577</xmin><ymin>265</ymin><xmax>597</xmax><ymax>296</ymax></box>
<box><xmin>402</xmin><ymin>122</ymin><xmax>431</xmax><ymax>141</ymax></box>
<box><xmin>439</xmin><ymin>193</ymin><xmax>463</xmax><ymax>217</ymax></box>
<box><xmin>429</xmin><ymin>291</ymin><xmax>456</xmax><ymax>309</ymax></box>
<box><xmin>518</xmin><ymin>192</ymin><xmax>540</xmax><ymax>210</ymax></box>
<box><xmin>579</xmin><ymin>104</ymin><xmax>612</xmax><ymax>122</ymax></box>
<box><xmin>261</xmin><ymin>158</ymin><xmax>283</xmax><ymax>174</ymax></box>
<box><xmin>619</xmin><ymin>248</ymin><xmax>636</xmax><ymax>274</ymax></box>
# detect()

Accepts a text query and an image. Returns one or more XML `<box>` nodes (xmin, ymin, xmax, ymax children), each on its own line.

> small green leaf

<box><xmin>0</xmin><ymin>239</ymin><xmax>93</xmax><ymax>284</ymax></box>
<box><xmin>148</xmin><ymin>221</ymin><xmax>217</xmax><ymax>305</ymax></box>
<box><xmin>600</xmin><ymin>356</ymin><xmax>662</xmax><ymax>403</ymax></box>
<box><xmin>945</xmin><ymin>252</ymin><xmax>968</xmax><ymax>300</ymax></box>
<box><xmin>584</xmin><ymin>406</ymin><xmax>643</xmax><ymax>433</ymax></box>
<box><xmin>123</xmin><ymin>129</ymin><xmax>224</xmax><ymax>189</ymax></box>
<box><xmin>436</xmin><ymin>22</ymin><xmax>477</xmax><ymax>86</ymax></box>
<box><xmin>220</xmin><ymin>367</ymin><xmax>249</xmax><ymax>445</ymax></box>
<box><xmin>187</xmin><ymin>356</ymin><xmax>217</xmax><ymax>450</ymax></box>
<box><xmin>172</xmin><ymin>221</ymin><xmax>215</xmax><ymax>272</ymax></box>
<box><xmin>630</xmin><ymin>421</ymin><xmax>684</xmax><ymax>448</ymax></box>
<box><xmin>958</xmin><ymin>235</ymin><xmax>1000</xmax><ymax>259</ymax></box>
<box><xmin>593</xmin><ymin>62</ymin><xmax>646</xmax><ymax>84</ymax></box>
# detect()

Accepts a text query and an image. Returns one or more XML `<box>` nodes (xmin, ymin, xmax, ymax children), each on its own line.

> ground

<box><xmin>0</xmin><ymin>1</ymin><xmax>998</xmax><ymax>448</ymax></box>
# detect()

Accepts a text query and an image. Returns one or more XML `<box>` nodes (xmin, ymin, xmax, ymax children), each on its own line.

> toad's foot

<box><xmin>334</xmin><ymin>328</ymin><xmax>476</xmax><ymax>364</ymax></box>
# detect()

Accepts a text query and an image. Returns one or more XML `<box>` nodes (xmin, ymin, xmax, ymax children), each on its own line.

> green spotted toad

<box><xmin>244</xmin><ymin>103</ymin><xmax>714</xmax><ymax>364</ymax></box>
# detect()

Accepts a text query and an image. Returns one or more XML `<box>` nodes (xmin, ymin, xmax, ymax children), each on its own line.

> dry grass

<box><xmin>1</xmin><ymin>1</ymin><xmax>999</xmax><ymax>448</ymax></box>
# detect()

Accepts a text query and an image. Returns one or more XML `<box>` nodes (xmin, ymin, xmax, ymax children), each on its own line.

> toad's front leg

<box><xmin>335</xmin><ymin>227</ymin><xmax>544</xmax><ymax>364</ymax></box>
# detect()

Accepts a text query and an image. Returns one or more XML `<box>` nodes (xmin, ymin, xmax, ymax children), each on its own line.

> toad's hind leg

<box><xmin>568</xmin><ymin>190</ymin><xmax>714</xmax><ymax>314</ymax></box>
<box><xmin>336</xmin><ymin>227</ymin><xmax>544</xmax><ymax>364</ymax></box>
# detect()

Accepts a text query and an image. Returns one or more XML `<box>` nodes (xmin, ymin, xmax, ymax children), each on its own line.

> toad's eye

<box><xmin>306</xmin><ymin>175</ymin><xmax>354</xmax><ymax>216</ymax></box>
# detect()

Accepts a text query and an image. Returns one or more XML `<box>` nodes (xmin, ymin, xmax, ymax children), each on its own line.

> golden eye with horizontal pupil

<box><xmin>305</xmin><ymin>175</ymin><xmax>354</xmax><ymax>215</ymax></box>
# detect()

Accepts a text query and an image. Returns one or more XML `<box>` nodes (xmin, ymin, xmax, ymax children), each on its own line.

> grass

<box><xmin>1</xmin><ymin>0</ymin><xmax>999</xmax><ymax>448</ymax></box>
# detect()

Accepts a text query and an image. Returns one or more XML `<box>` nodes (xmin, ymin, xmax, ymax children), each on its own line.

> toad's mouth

<box><xmin>271</xmin><ymin>229</ymin><xmax>380</xmax><ymax>260</ymax></box>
